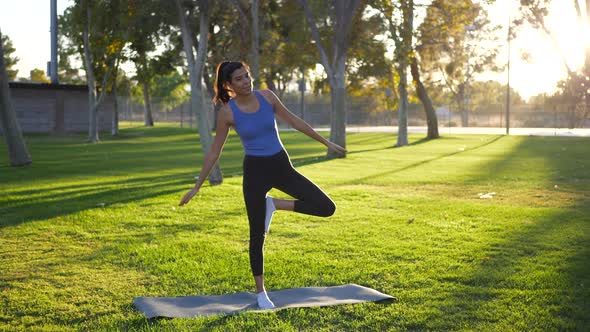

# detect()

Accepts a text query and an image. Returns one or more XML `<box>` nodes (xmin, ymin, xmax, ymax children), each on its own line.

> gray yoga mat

<box><xmin>134</xmin><ymin>284</ymin><xmax>394</xmax><ymax>318</ymax></box>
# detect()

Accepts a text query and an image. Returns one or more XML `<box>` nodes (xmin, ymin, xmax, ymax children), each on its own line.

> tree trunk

<box><xmin>250</xmin><ymin>0</ymin><xmax>260</xmax><ymax>89</ymax></box>
<box><xmin>394</xmin><ymin>0</ymin><xmax>414</xmax><ymax>147</ymax></box>
<box><xmin>0</xmin><ymin>29</ymin><xmax>31</xmax><ymax>166</ymax></box>
<box><xmin>176</xmin><ymin>0</ymin><xmax>223</xmax><ymax>185</ymax></box>
<box><xmin>457</xmin><ymin>84</ymin><xmax>467</xmax><ymax>127</ymax></box>
<box><xmin>299</xmin><ymin>0</ymin><xmax>360</xmax><ymax>158</ymax></box>
<box><xmin>299</xmin><ymin>67</ymin><xmax>306</xmax><ymax>121</ymax></box>
<box><xmin>82</xmin><ymin>10</ymin><xmax>99</xmax><ymax>143</ymax></box>
<box><xmin>142</xmin><ymin>82</ymin><xmax>154</xmax><ymax>127</ymax></box>
<box><xmin>464</xmin><ymin>78</ymin><xmax>470</xmax><ymax>127</ymax></box>
<box><xmin>203</xmin><ymin>63</ymin><xmax>214</xmax><ymax>99</ymax></box>
<box><xmin>112</xmin><ymin>94</ymin><xmax>119</xmax><ymax>135</ymax></box>
<box><xmin>81</xmin><ymin>0</ymin><xmax>123</xmax><ymax>143</ymax></box>
<box><xmin>229</xmin><ymin>0</ymin><xmax>251</xmax><ymax>60</ymax></box>
<box><xmin>111</xmin><ymin>60</ymin><xmax>119</xmax><ymax>136</ymax></box>
<box><xmin>396</xmin><ymin>63</ymin><xmax>409</xmax><ymax>146</ymax></box>
<box><xmin>410</xmin><ymin>57</ymin><xmax>439</xmax><ymax>139</ymax></box>
<box><xmin>203</xmin><ymin>64</ymin><xmax>217</xmax><ymax>131</ymax></box>
<box><xmin>328</xmin><ymin>56</ymin><xmax>347</xmax><ymax>158</ymax></box>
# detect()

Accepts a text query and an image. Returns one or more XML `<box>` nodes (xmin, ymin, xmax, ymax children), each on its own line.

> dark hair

<box><xmin>213</xmin><ymin>61</ymin><xmax>250</xmax><ymax>104</ymax></box>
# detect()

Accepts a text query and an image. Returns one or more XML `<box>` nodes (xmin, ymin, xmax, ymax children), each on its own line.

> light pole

<box><xmin>49</xmin><ymin>0</ymin><xmax>58</xmax><ymax>84</ymax></box>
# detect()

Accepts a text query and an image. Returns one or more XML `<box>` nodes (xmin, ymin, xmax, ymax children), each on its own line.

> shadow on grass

<box><xmin>342</xmin><ymin>135</ymin><xmax>505</xmax><ymax>185</ymax></box>
<box><xmin>419</xmin><ymin>136</ymin><xmax>590</xmax><ymax>330</ymax></box>
<box><xmin>0</xmin><ymin>127</ymin><xmax>335</xmax><ymax>228</ymax></box>
<box><xmin>0</xmin><ymin>173</ymin><xmax>187</xmax><ymax>227</ymax></box>
<box><xmin>430</xmin><ymin>208</ymin><xmax>589</xmax><ymax>330</ymax></box>
<box><xmin>344</xmin><ymin>135</ymin><xmax>436</xmax><ymax>156</ymax></box>
<box><xmin>345</xmin><ymin>134</ymin><xmax>453</xmax><ymax>156</ymax></box>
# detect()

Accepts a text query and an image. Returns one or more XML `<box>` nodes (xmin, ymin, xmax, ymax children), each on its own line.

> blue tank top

<box><xmin>229</xmin><ymin>91</ymin><xmax>284</xmax><ymax>156</ymax></box>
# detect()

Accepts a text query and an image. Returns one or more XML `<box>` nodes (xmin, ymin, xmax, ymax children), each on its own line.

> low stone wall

<box><xmin>3</xmin><ymin>82</ymin><xmax>114</xmax><ymax>134</ymax></box>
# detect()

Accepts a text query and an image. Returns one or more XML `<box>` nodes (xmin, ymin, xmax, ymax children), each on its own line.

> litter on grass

<box><xmin>478</xmin><ymin>192</ymin><xmax>496</xmax><ymax>199</ymax></box>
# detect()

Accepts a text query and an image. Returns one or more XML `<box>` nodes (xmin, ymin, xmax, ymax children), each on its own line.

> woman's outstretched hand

<box><xmin>179</xmin><ymin>186</ymin><xmax>199</xmax><ymax>206</ymax></box>
<box><xmin>326</xmin><ymin>141</ymin><xmax>347</xmax><ymax>156</ymax></box>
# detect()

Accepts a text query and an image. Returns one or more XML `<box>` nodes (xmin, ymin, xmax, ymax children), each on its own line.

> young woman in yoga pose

<box><xmin>179</xmin><ymin>61</ymin><xmax>345</xmax><ymax>309</ymax></box>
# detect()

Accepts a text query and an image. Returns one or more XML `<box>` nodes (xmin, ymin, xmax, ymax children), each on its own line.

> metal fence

<box><xmin>117</xmin><ymin>95</ymin><xmax>590</xmax><ymax>130</ymax></box>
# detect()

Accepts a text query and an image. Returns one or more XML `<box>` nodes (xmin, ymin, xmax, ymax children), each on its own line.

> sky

<box><xmin>0</xmin><ymin>0</ymin><xmax>587</xmax><ymax>101</ymax></box>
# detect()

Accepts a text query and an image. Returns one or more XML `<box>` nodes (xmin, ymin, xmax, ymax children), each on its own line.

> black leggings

<box><xmin>243</xmin><ymin>149</ymin><xmax>336</xmax><ymax>276</ymax></box>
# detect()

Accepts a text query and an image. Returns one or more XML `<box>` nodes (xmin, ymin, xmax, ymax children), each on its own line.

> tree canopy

<box><xmin>46</xmin><ymin>0</ymin><xmax>587</xmax><ymax>141</ymax></box>
<box><xmin>29</xmin><ymin>68</ymin><xmax>51</xmax><ymax>83</ymax></box>
<box><xmin>1</xmin><ymin>34</ymin><xmax>19</xmax><ymax>81</ymax></box>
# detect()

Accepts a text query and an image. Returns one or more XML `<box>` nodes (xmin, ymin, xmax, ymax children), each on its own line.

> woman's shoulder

<box><xmin>218</xmin><ymin>102</ymin><xmax>234</xmax><ymax>118</ymax></box>
<box><xmin>218</xmin><ymin>101</ymin><xmax>231</xmax><ymax>113</ymax></box>
<box><xmin>256</xmin><ymin>89</ymin><xmax>278</xmax><ymax>104</ymax></box>
<box><xmin>217</xmin><ymin>102</ymin><xmax>234</xmax><ymax>125</ymax></box>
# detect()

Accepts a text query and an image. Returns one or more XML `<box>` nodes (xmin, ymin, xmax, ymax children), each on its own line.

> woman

<box><xmin>179</xmin><ymin>61</ymin><xmax>345</xmax><ymax>309</ymax></box>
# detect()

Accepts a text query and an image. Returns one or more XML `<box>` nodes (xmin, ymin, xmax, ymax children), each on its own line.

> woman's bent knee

<box><xmin>322</xmin><ymin>200</ymin><xmax>336</xmax><ymax>217</ymax></box>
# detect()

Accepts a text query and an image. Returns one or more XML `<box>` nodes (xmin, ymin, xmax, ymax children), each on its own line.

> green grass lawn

<box><xmin>1</xmin><ymin>126</ymin><xmax>589</xmax><ymax>331</ymax></box>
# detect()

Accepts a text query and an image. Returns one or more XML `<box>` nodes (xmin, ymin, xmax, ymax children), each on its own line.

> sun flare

<box><xmin>483</xmin><ymin>1</ymin><xmax>588</xmax><ymax>100</ymax></box>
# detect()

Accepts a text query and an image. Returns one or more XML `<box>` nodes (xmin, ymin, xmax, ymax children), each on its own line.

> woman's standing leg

<box><xmin>242</xmin><ymin>156</ymin><xmax>275</xmax><ymax>308</ymax></box>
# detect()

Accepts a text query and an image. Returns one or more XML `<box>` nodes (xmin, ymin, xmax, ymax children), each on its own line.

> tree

<box><xmin>395</xmin><ymin>0</ymin><xmax>413</xmax><ymax>146</ymax></box>
<box><xmin>257</xmin><ymin>0</ymin><xmax>317</xmax><ymax>97</ymax></box>
<box><xmin>298</xmin><ymin>0</ymin><xmax>362</xmax><ymax>158</ymax></box>
<box><xmin>228</xmin><ymin>0</ymin><xmax>261</xmax><ymax>88</ymax></box>
<box><xmin>371</xmin><ymin>1</ymin><xmax>441</xmax><ymax>140</ymax></box>
<box><xmin>201</xmin><ymin>1</ymin><xmax>302</xmax><ymax>99</ymax></box>
<box><xmin>61</xmin><ymin>0</ymin><xmax>130</xmax><ymax>142</ymax></box>
<box><xmin>532</xmin><ymin>72</ymin><xmax>589</xmax><ymax>128</ymax></box>
<box><xmin>56</xmin><ymin>12</ymin><xmax>87</xmax><ymax>85</ymax></box>
<box><xmin>410</xmin><ymin>56</ymin><xmax>439</xmax><ymax>139</ymax></box>
<box><xmin>374</xmin><ymin>0</ymin><xmax>415</xmax><ymax>146</ymax></box>
<box><xmin>56</xmin><ymin>27</ymin><xmax>86</xmax><ymax>84</ymax></box>
<box><xmin>0</xmin><ymin>29</ymin><xmax>31</xmax><ymax>166</ymax></box>
<box><xmin>469</xmin><ymin>80</ymin><xmax>524</xmax><ymax>107</ymax></box>
<box><xmin>547</xmin><ymin>75</ymin><xmax>588</xmax><ymax>128</ymax></box>
<box><xmin>250</xmin><ymin>0</ymin><xmax>260</xmax><ymax>89</ymax></box>
<box><xmin>345</xmin><ymin>5</ymin><xmax>389</xmax><ymax>95</ymax></box>
<box><xmin>127</xmin><ymin>0</ymin><xmax>180</xmax><ymax>127</ymax></box>
<box><xmin>175</xmin><ymin>0</ymin><xmax>223</xmax><ymax>185</ymax></box>
<box><xmin>418</xmin><ymin>0</ymin><xmax>502</xmax><ymax>128</ymax></box>
<box><xmin>151</xmin><ymin>70</ymin><xmax>190</xmax><ymax>113</ymax></box>
<box><xmin>81</xmin><ymin>0</ymin><xmax>127</xmax><ymax>142</ymax></box>
<box><xmin>201</xmin><ymin>0</ymin><xmax>237</xmax><ymax>102</ymax></box>
<box><xmin>30</xmin><ymin>69</ymin><xmax>51</xmax><ymax>83</ymax></box>
<box><xmin>1</xmin><ymin>34</ymin><xmax>19</xmax><ymax>81</ymax></box>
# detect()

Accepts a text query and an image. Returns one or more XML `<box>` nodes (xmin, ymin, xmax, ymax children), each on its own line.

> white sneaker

<box><xmin>257</xmin><ymin>291</ymin><xmax>275</xmax><ymax>309</ymax></box>
<box><xmin>264</xmin><ymin>196</ymin><xmax>276</xmax><ymax>233</ymax></box>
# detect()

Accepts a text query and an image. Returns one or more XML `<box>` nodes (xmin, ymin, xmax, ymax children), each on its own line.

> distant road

<box><xmin>301</xmin><ymin>126</ymin><xmax>590</xmax><ymax>137</ymax></box>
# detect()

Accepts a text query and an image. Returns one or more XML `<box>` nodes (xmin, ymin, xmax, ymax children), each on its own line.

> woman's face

<box><xmin>227</xmin><ymin>67</ymin><xmax>252</xmax><ymax>95</ymax></box>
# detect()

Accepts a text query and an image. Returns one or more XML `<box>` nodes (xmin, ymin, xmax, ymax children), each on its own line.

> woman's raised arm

<box><xmin>265</xmin><ymin>90</ymin><xmax>346</xmax><ymax>155</ymax></box>
<box><xmin>179</xmin><ymin>106</ymin><xmax>231</xmax><ymax>206</ymax></box>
